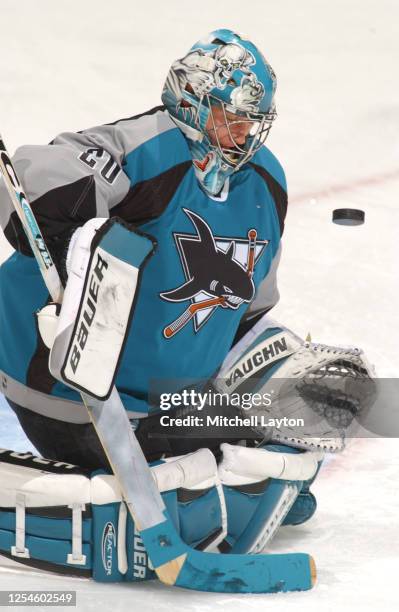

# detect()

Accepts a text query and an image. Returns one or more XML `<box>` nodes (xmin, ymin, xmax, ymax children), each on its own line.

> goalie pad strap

<box><xmin>0</xmin><ymin>447</ymin><xmax>225</xmax><ymax>581</ymax></box>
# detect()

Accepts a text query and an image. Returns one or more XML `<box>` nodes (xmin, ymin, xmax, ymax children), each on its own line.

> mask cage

<box><xmin>195</xmin><ymin>94</ymin><xmax>277</xmax><ymax>169</ymax></box>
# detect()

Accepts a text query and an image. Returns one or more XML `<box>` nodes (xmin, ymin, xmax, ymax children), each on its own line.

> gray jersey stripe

<box><xmin>0</xmin><ymin>108</ymin><xmax>178</xmax><ymax>235</ymax></box>
<box><xmin>75</xmin><ymin>107</ymin><xmax>177</xmax><ymax>168</ymax></box>
<box><xmin>245</xmin><ymin>243</ymin><xmax>282</xmax><ymax>317</ymax></box>
<box><xmin>1</xmin><ymin>371</ymin><xmax>145</xmax><ymax>423</ymax></box>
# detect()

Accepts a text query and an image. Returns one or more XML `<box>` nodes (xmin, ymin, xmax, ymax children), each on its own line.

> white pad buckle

<box><xmin>11</xmin><ymin>492</ymin><xmax>30</xmax><ymax>559</ymax></box>
<box><xmin>67</xmin><ymin>503</ymin><xmax>86</xmax><ymax>565</ymax></box>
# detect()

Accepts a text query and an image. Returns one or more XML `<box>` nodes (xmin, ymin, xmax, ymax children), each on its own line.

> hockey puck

<box><xmin>332</xmin><ymin>208</ymin><xmax>365</xmax><ymax>226</ymax></box>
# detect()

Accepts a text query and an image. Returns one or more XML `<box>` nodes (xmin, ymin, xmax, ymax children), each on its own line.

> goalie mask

<box><xmin>162</xmin><ymin>29</ymin><xmax>277</xmax><ymax>196</ymax></box>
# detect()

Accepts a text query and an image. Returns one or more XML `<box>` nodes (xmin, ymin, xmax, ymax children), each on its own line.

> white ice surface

<box><xmin>0</xmin><ymin>0</ymin><xmax>398</xmax><ymax>610</ymax></box>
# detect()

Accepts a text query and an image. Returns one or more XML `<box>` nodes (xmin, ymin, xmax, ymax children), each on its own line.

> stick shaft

<box><xmin>0</xmin><ymin>137</ymin><xmax>63</xmax><ymax>303</ymax></box>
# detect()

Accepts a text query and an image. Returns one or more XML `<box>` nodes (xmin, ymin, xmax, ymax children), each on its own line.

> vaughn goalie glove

<box><xmin>213</xmin><ymin>315</ymin><xmax>377</xmax><ymax>451</ymax></box>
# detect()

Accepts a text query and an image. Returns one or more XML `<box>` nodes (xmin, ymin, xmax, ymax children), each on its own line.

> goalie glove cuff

<box><xmin>214</xmin><ymin>313</ymin><xmax>377</xmax><ymax>452</ymax></box>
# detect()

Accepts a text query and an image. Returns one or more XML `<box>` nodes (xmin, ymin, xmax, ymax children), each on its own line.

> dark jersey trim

<box><xmin>4</xmin><ymin>176</ymin><xmax>96</xmax><ymax>259</ymax></box>
<box><xmin>4</xmin><ymin>403</ymin><xmax>111</xmax><ymax>472</ymax></box>
<box><xmin>49</xmin><ymin>106</ymin><xmax>167</xmax><ymax>142</ymax></box>
<box><xmin>103</xmin><ymin>105</ymin><xmax>166</xmax><ymax>127</ymax></box>
<box><xmin>249</xmin><ymin>162</ymin><xmax>288</xmax><ymax>236</ymax></box>
<box><xmin>232</xmin><ymin>310</ymin><xmax>271</xmax><ymax>346</ymax></box>
<box><xmin>111</xmin><ymin>161</ymin><xmax>192</xmax><ymax>225</ymax></box>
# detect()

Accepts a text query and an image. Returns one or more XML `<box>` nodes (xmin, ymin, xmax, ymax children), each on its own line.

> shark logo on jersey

<box><xmin>160</xmin><ymin>209</ymin><xmax>268</xmax><ymax>337</ymax></box>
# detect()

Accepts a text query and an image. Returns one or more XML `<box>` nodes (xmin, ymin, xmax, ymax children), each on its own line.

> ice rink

<box><xmin>0</xmin><ymin>0</ymin><xmax>398</xmax><ymax>610</ymax></box>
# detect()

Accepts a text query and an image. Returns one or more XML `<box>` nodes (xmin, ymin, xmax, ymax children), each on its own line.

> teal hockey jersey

<box><xmin>0</xmin><ymin>107</ymin><xmax>287</xmax><ymax>422</ymax></box>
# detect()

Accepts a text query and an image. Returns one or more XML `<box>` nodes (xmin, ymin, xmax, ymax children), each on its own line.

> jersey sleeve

<box><xmin>0</xmin><ymin>108</ymin><xmax>182</xmax><ymax>261</ymax></box>
<box><xmin>0</xmin><ymin>125</ymin><xmax>132</xmax><ymax>259</ymax></box>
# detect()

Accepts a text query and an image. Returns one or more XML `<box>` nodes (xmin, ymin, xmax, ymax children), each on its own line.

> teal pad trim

<box><xmin>229</xmin><ymin>480</ymin><xmax>302</xmax><ymax>554</ymax></box>
<box><xmin>0</xmin><ymin>511</ymin><xmax>91</xmax><ymax>542</ymax></box>
<box><xmin>0</xmin><ymin>529</ymin><xmax>91</xmax><ymax>570</ymax></box>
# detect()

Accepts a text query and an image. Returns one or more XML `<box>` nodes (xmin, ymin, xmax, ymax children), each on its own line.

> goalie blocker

<box><xmin>48</xmin><ymin>217</ymin><xmax>155</xmax><ymax>400</ymax></box>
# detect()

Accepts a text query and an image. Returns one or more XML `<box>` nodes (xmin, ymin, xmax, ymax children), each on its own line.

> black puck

<box><xmin>332</xmin><ymin>208</ymin><xmax>365</xmax><ymax>226</ymax></box>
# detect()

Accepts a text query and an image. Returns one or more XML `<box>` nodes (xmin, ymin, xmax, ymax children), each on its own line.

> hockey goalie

<box><xmin>0</xmin><ymin>29</ymin><xmax>376</xmax><ymax>591</ymax></box>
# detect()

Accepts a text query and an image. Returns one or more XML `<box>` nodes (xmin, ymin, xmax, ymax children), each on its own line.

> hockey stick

<box><xmin>0</xmin><ymin>135</ymin><xmax>316</xmax><ymax>593</ymax></box>
<box><xmin>164</xmin><ymin>296</ymin><xmax>225</xmax><ymax>338</ymax></box>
